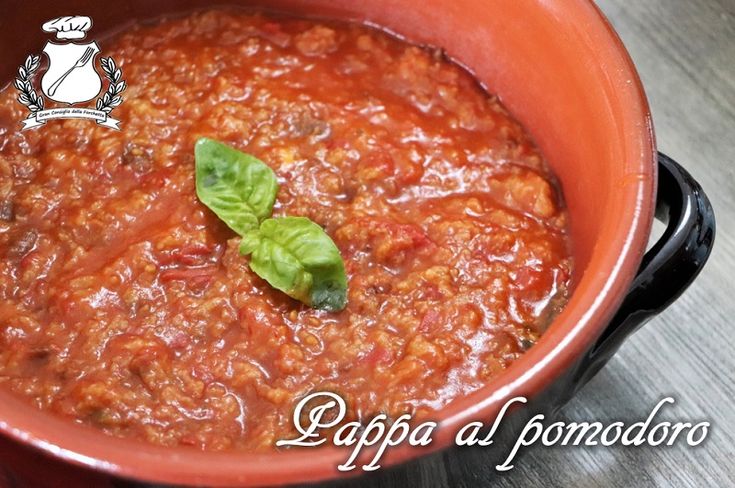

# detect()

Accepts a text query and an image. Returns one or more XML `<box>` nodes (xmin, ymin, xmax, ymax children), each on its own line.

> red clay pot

<box><xmin>0</xmin><ymin>1</ymin><xmax>715</xmax><ymax>486</ymax></box>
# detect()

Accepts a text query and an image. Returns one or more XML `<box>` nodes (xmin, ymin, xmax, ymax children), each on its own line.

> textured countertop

<box><xmin>329</xmin><ymin>1</ymin><xmax>735</xmax><ymax>486</ymax></box>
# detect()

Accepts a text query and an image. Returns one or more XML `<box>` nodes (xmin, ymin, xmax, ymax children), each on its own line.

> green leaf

<box><xmin>241</xmin><ymin>217</ymin><xmax>348</xmax><ymax>311</ymax></box>
<box><xmin>195</xmin><ymin>138</ymin><xmax>278</xmax><ymax>235</ymax></box>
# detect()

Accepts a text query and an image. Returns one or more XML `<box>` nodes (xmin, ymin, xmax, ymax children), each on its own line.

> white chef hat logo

<box><xmin>42</xmin><ymin>15</ymin><xmax>93</xmax><ymax>40</ymax></box>
<box><xmin>13</xmin><ymin>14</ymin><xmax>126</xmax><ymax>130</ymax></box>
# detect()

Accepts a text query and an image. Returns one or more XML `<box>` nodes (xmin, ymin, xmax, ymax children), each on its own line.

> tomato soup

<box><xmin>0</xmin><ymin>10</ymin><xmax>572</xmax><ymax>450</ymax></box>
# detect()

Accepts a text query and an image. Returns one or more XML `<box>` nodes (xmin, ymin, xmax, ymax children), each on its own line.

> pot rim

<box><xmin>0</xmin><ymin>0</ymin><xmax>656</xmax><ymax>486</ymax></box>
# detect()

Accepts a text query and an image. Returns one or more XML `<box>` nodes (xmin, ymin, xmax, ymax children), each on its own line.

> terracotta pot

<box><xmin>0</xmin><ymin>1</ymin><xmax>715</xmax><ymax>486</ymax></box>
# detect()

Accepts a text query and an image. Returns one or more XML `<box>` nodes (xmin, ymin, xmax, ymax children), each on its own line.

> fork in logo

<box><xmin>47</xmin><ymin>46</ymin><xmax>95</xmax><ymax>96</ymax></box>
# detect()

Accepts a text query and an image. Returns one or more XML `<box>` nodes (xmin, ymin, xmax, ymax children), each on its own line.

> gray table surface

<box><xmin>333</xmin><ymin>1</ymin><xmax>735</xmax><ymax>487</ymax></box>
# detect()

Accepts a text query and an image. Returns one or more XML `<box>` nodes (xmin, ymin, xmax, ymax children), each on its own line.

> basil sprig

<box><xmin>195</xmin><ymin>138</ymin><xmax>348</xmax><ymax>311</ymax></box>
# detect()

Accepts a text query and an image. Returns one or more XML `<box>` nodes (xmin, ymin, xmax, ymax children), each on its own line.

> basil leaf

<box><xmin>240</xmin><ymin>217</ymin><xmax>348</xmax><ymax>311</ymax></box>
<box><xmin>195</xmin><ymin>138</ymin><xmax>278</xmax><ymax>235</ymax></box>
<box><xmin>194</xmin><ymin>140</ymin><xmax>348</xmax><ymax>311</ymax></box>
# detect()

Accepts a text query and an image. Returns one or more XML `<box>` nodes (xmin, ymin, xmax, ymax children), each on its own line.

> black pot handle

<box><xmin>573</xmin><ymin>152</ymin><xmax>716</xmax><ymax>390</ymax></box>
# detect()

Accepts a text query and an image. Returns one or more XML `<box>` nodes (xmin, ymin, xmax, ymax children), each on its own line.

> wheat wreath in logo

<box><xmin>14</xmin><ymin>15</ymin><xmax>126</xmax><ymax>131</ymax></box>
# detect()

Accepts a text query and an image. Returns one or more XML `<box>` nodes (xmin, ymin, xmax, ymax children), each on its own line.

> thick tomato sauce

<box><xmin>0</xmin><ymin>11</ymin><xmax>572</xmax><ymax>450</ymax></box>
